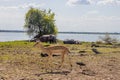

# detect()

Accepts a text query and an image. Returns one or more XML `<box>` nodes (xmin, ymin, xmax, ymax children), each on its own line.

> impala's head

<box><xmin>33</xmin><ymin>40</ymin><xmax>40</xmax><ymax>47</ymax></box>
<box><xmin>33</xmin><ymin>42</ymin><xmax>39</xmax><ymax>47</ymax></box>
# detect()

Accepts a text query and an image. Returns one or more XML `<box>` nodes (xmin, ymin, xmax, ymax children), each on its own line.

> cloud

<box><xmin>87</xmin><ymin>10</ymin><xmax>99</xmax><ymax>14</ymax></box>
<box><xmin>0</xmin><ymin>0</ymin><xmax>14</xmax><ymax>1</ymax></box>
<box><xmin>66</xmin><ymin>0</ymin><xmax>90</xmax><ymax>6</ymax></box>
<box><xmin>0</xmin><ymin>6</ymin><xmax>18</xmax><ymax>9</ymax></box>
<box><xmin>19</xmin><ymin>3</ymin><xmax>45</xmax><ymax>9</ymax></box>
<box><xmin>0</xmin><ymin>3</ymin><xmax>45</xmax><ymax>10</ymax></box>
<box><xmin>66</xmin><ymin>0</ymin><xmax>120</xmax><ymax>6</ymax></box>
<box><xmin>97</xmin><ymin>0</ymin><xmax>115</xmax><ymax>5</ymax></box>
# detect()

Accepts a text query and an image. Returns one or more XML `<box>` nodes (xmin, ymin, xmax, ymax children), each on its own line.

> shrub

<box><xmin>99</xmin><ymin>34</ymin><xmax>119</xmax><ymax>44</ymax></box>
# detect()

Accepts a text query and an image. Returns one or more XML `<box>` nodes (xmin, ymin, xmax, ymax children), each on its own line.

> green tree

<box><xmin>24</xmin><ymin>8</ymin><xmax>58</xmax><ymax>38</ymax></box>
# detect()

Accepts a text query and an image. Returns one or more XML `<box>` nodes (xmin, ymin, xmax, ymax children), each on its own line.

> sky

<box><xmin>0</xmin><ymin>0</ymin><xmax>120</xmax><ymax>32</ymax></box>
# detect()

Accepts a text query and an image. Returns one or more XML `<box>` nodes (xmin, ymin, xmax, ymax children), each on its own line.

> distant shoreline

<box><xmin>0</xmin><ymin>30</ymin><xmax>26</xmax><ymax>33</ymax></box>
<box><xmin>0</xmin><ymin>30</ymin><xmax>120</xmax><ymax>35</ymax></box>
<box><xmin>59</xmin><ymin>32</ymin><xmax>120</xmax><ymax>35</ymax></box>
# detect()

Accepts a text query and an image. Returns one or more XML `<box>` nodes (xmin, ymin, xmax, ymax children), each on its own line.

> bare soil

<box><xmin>0</xmin><ymin>42</ymin><xmax>120</xmax><ymax>80</ymax></box>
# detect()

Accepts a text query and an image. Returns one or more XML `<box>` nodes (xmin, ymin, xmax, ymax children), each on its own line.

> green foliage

<box><xmin>24</xmin><ymin>8</ymin><xmax>58</xmax><ymax>38</ymax></box>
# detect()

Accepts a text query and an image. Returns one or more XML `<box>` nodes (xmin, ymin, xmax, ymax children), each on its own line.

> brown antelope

<box><xmin>33</xmin><ymin>41</ymin><xmax>72</xmax><ymax>69</ymax></box>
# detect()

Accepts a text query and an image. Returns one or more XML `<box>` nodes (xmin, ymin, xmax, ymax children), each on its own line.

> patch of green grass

<box><xmin>0</xmin><ymin>54</ymin><xmax>12</xmax><ymax>62</ymax></box>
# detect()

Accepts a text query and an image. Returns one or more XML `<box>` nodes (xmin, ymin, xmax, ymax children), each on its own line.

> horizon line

<box><xmin>0</xmin><ymin>30</ymin><xmax>120</xmax><ymax>35</ymax></box>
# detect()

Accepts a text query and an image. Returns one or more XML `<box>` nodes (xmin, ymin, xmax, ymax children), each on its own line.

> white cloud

<box><xmin>0</xmin><ymin>3</ymin><xmax>45</xmax><ymax>10</ymax></box>
<box><xmin>0</xmin><ymin>6</ymin><xmax>20</xmax><ymax>10</ymax></box>
<box><xmin>66</xmin><ymin>0</ymin><xmax>120</xmax><ymax>6</ymax></box>
<box><xmin>87</xmin><ymin>10</ymin><xmax>99</xmax><ymax>14</ymax></box>
<box><xmin>0</xmin><ymin>0</ymin><xmax>14</xmax><ymax>1</ymax></box>
<box><xmin>97</xmin><ymin>0</ymin><xmax>115</xmax><ymax>5</ymax></box>
<box><xmin>19</xmin><ymin>3</ymin><xmax>45</xmax><ymax>9</ymax></box>
<box><xmin>66</xmin><ymin>0</ymin><xmax>90</xmax><ymax>6</ymax></box>
<box><xmin>0</xmin><ymin>2</ymin><xmax>45</xmax><ymax>30</ymax></box>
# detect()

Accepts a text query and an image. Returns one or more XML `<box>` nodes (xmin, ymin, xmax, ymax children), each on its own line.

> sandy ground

<box><xmin>0</xmin><ymin>42</ymin><xmax>120</xmax><ymax>80</ymax></box>
<box><xmin>0</xmin><ymin>52</ymin><xmax>120</xmax><ymax>80</ymax></box>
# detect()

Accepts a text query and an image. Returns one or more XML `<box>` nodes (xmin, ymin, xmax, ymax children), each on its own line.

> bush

<box><xmin>96</xmin><ymin>41</ymin><xmax>103</xmax><ymax>44</ymax></box>
<box><xmin>99</xmin><ymin>34</ymin><xmax>119</xmax><ymax>44</ymax></box>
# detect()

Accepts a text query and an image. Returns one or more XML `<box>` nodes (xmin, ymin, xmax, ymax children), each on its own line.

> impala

<box><xmin>33</xmin><ymin>41</ymin><xmax>72</xmax><ymax>69</ymax></box>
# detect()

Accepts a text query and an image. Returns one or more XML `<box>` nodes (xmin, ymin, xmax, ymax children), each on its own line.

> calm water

<box><xmin>0</xmin><ymin>32</ymin><xmax>120</xmax><ymax>42</ymax></box>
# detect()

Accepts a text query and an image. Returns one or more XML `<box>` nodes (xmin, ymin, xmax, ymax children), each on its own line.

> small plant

<box><xmin>99</xmin><ymin>34</ymin><xmax>118</xmax><ymax>44</ymax></box>
<box><xmin>96</xmin><ymin>41</ymin><xmax>103</xmax><ymax>44</ymax></box>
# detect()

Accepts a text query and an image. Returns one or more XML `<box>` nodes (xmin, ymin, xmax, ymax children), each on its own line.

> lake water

<box><xmin>0</xmin><ymin>32</ymin><xmax>120</xmax><ymax>42</ymax></box>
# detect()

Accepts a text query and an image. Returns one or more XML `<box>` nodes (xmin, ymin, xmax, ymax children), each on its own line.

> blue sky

<box><xmin>0</xmin><ymin>0</ymin><xmax>120</xmax><ymax>32</ymax></box>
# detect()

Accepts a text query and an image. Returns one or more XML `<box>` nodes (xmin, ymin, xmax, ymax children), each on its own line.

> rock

<box><xmin>76</xmin><ymin>62</ymin><xmax>86</xmax><ymax>66</ymax></box>
<box><xmin>82</xmin><ymin>69</ymin><xmax>95</xmax><ymax>76</ymax></box>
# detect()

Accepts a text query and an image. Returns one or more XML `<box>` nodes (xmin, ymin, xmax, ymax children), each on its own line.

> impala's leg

<box><xmin>45</xmin><ymin>53</ymin><xmax>51</xmax><ymax>72</ymax></box>
<box><xmin>45</xmin><ymin>54</ymin><xmax>49</xmax><ymax>72</ymax></box>
<box><xmin>68</xmin><ymin>53</ymin><xmax>72</xmax><ymax>71</ymax></box>
<box><xmin>62</xmin><ymin>53</ymin><xmax>65</xmax><ymax>65</ymax></box>
<box><xmin>47</xmin><ymin>53</ymin><xmax>53</xmax><ymax>72</ymax></box>
<box><xmin>59</xmin><ymin>52</ymin><xmax>65</xmax><ymax>68</ymax></box>
<box><xmin>48</xmin><ymin>52</ymin><xmax>53</xmax><ymax>64</ymax></box>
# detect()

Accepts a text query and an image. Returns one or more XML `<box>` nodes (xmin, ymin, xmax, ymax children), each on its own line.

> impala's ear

<box><xmin>36</xmin><ymin>39</ymin><xmax>40</xmax><ymax>42</ymax></box>
<box><xmin>33</xmin><ymin>42</ymin><xmax>37</xmax><ymax>47</ymax></box>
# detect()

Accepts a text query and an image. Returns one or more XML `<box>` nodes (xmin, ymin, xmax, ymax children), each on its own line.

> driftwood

<box><xmin>76</xmin><ymin>62</ymin><xmax>86</xmax><ymax>66</ymax></box>
<box><xmin>63</xmin><ymin>39</ymin><xmax>80</xmax><ymax>44</ymax></box>
<box><xmin>91</xmin><ymin>48</ymin><xmax>101</xmax><ymax>54</ymax></box>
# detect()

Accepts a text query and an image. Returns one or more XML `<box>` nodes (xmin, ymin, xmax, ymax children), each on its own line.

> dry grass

<box><xmin>0</xmin><ymin>41</ymin><xmax>120</xmax><ymax>80</ymax></box>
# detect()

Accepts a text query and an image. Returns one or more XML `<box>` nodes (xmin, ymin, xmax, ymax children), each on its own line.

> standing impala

<box><xmin>33</xmin><ymin>41</ymin><xmax>72</xmax><ymax>69</ymax></box>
